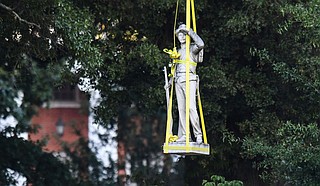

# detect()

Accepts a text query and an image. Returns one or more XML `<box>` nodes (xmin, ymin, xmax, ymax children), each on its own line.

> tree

<box><xmin>0</xmin><ymin>133</ymin><xmax>76</xmax><ymax>186</ymax></box>
<box><xmin>0</xmin><ymin>0</ymin><xmax>105</xmax><ymax>185</ymax></box>
<box><xmin>85</xmin><ymin>0</ymin><xmax>320</xmax><ymax>185</ymax></box>
<box><xmin>243</xmin><ymin>122</ymin><xmax>320</xmax><ymax>185</ymax></box>
<box><xmin>2</xmin><ymin>0</ymin><xmax>320</xmax><ymax>185</ymax></box>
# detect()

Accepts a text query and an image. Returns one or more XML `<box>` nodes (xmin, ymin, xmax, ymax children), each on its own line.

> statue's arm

<box><xmin>188</xmin><ymin>29</ymin><xmax>204</xmax><ymax>54</ymax></box>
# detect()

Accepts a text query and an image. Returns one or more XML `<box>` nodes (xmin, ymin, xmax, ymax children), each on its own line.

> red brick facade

<box><xmin>29</xmin><ymin>107</ymin><xmax>88</xmax><ymax>152</ymax></box>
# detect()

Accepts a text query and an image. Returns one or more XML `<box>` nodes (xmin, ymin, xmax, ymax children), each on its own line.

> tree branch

<box><xmin>0</xmin><ymin>3</ymin><xmax>41</xmax><ymax>29</ymax></box>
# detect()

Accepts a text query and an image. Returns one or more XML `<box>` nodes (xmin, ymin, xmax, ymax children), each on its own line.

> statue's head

<box><xmin>175</xmin><ymin>24</ymin><xmax>186</xmax><ymax>35</ymax></box>
<box><xmin>175</xmin><ymin>24</ymin><xmax>187</xmax><ymax>44</ymax></box>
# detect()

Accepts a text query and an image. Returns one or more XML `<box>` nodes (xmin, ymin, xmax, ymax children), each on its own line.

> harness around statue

<box><xmin>162</xmin><ymin>0</ymin><xmax>209</xmax><ymax>155</ymax></box>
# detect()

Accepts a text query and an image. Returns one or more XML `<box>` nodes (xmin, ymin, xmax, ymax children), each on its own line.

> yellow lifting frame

<box><xmin>163</xmin><ymin>0</ymin><xmax>209</xmax><ymax>155</ymax></box>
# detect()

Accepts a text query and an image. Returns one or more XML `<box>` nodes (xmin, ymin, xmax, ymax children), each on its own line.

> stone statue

<box><xmin>174</xmin><ymin>24</ymin><xmax>204</xmax><ymax>143</ymax></box>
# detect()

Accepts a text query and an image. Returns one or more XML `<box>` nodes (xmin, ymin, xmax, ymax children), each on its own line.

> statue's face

<box><xmin>177</xmin><ymin>32</ymin><xmax>186</xmax><ymax>44</ymax></box>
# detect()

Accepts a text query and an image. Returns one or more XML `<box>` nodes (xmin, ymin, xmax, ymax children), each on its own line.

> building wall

<box><xmin>29</xmin><ymin>107</ymin><xmax>88</xmax><ymax>152</ymax></box>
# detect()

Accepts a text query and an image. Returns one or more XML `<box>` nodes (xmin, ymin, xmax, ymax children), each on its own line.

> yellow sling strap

<box><xmin>175</xmin><ymin>59</ymin><xmax>197</xmax><ymax>67</ymax></box>
<box><xmin>197</xmin><ymin>77</ymin><xmax>208</xmax><ymax>144</ymax></box>
<box><xmin>164</xmin><ymin>64</ymin><xmax>177</xmax><ymax>148</ymax></box>
<box><xmin>185</xmin><ymin>0</ymin><xmax>208</xmax><ymax>150</ymax></box>
<box><xmin>190</xmin><ymin>0</ymin><xmax>208</xmax><ymax>145</ymax></box>
<box><xmin>185</xmin><ymin>0</ymin><xmax>191</xmax><ymax>151</ymax></box>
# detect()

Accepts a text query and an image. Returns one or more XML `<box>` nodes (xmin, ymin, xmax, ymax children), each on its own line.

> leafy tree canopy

<box><xmin>87</xmin><ymin>0</ymin><xmax>320</xmax><ymax>185</ymax></box>
<box><xmin>1</xmin><ymin>0</ymin><xmax>320</xmax><ymax>185</ymax></box>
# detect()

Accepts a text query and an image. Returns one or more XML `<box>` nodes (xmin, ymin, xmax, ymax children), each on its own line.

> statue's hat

<box><xmin>175</xmin><ymin>24</ymin><xmax>186</xmax><ymax>36</ymax></box>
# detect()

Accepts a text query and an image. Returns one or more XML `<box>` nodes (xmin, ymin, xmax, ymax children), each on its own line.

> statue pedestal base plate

<box><xmin>163</xmin><ymin>142</ymin><xmax>210</xmax><ymax>155</ymax></box>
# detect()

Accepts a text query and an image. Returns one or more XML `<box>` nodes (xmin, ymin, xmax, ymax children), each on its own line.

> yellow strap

<box><xmin>164</xmin><ymin>64</ymin><xmax>176</xmax><ymax>152</ymax></box>
<box><xmin>168</xmin><ymin>134</ymin><xmax>179</xmax><ymax>143</ymax></box>
<box><xmin>185</xmin><ymin>0</ymin><xmax>191</xmax><ymax>152</ymax></box>
<box><xmin>197</xmin><ymin>86</ymin><xmax>208</xmax><ymax>144</ymax></box>
<box><xmin>174</xmin><ymin>59</ymin><xmax>197</xmax><ymax>67</ymax></box>
<box><xmin>163</xmin><ymin>144</ymin><xmax>210</xmax><ymax>153</ymax></box>
<box><xmin>163</xmin><ymin>48</ymin><xmax>180</xmax><ymax>59</ymax></box>
<box><xmin>173</xmin><ymin>0</ymin><xmax>180</xmax><ymax>48</ymax></box>
<box><xmin>191</xmin><ymin>0</ymin><xmax>197</xmax><ymax>33</ymax></box>
<box><xmin>190</xmin><ymin>0</ymin><xmax>208</xmax><ymax>145</ymax></box>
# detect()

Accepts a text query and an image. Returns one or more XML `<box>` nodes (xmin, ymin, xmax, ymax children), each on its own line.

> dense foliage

<box><xmin>1</xmin><ymin>0</ymin><xmax>320</xmax><ymax>185</ymax></box>
<box><xmin>243</xmin><ymin>122</ymin><xmax>320</xmax><ymax>185</ymax></box>
<box><xmin>87</xmin><ymin>0</ymin><xmax>320</xmax><ymax>185</ymax></box>
<box><xmin>0</xmin><ymin>0</ymin><xmax>104</xmax><ymax>185</ymax></box>
<box><xmin>203</xmin><ymin>175</ymin><xmax>243</xmax><ymax>186</ymax></box>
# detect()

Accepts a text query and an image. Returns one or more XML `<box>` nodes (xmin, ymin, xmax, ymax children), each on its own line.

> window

<box><xmin>53</xmin><ymin>84</ymin><xmax>79</xmax><ymax>102</ymax></box>
<box><xmin>48</xmin><ymin>84</ymin><xmax>82</xmax><ymax>108</ymax></box>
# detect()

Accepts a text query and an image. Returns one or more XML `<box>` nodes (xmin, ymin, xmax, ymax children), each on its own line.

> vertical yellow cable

<box><xmin>164</xmin><ymin>0</ymin><xmax>179</xmax><ymax>153</ymax></box>
<box><xmin>191</xmin><ymin>0</ymin><xmax>208</xmax><ymax>144</ymax></box>
<box><xmin>185</xmin><ymin>0</ymin><xmax>191</xmax><ymax>152</ymax></box>
<box><xmin>164</xmin><ymin>66</ymin><xmax>175</xmax><ymax>153</ymax></box>
<box><xmin>173</xmin><ymin>0</ymin><xmax>179</xmax><ymax>48</ymax></box>
<box><xmin>197</xmin><ymin>89</ymin><xmax>208</xmax><ymax>144</ymax></box>
<box><xmin>191</xmin><ymin>0</ymin><xmax>197</xmax><ymax>33</ymax></box>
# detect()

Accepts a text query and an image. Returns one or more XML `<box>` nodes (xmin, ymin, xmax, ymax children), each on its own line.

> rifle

<box><xmin>163</xmin><ymin>66</ymin><xmax>173</xmax><ymax>133</ymax></box>
<box><xmin>163</xmin><ymin>66</ymin><xmax>170</xmax><ymax>107</ymax></box>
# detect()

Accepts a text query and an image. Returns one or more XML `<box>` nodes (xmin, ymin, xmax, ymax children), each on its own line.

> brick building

<box><xmin>29</xmin><ymin>84</ymin><xmax>89</xmax><ymax>161</ymax></box>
